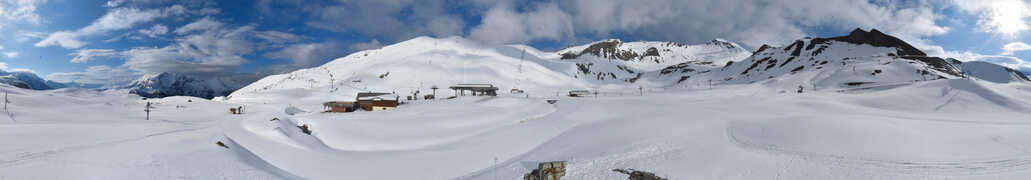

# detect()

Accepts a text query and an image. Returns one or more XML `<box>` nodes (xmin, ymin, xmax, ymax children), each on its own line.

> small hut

<box><xmin>568</xmin><ymin>90</ymin><xmax>590</xmax><ymax>97</ymax></box>
<box><xmin>449</xmin><ymin>84</ymin><xmax>499</xmax><ymax>96</ymax></box>
<box><xmin>356</xmin><ymin>92</ymin><xmax>399</xmax><ymax>111</ymax></box>
<box><xmin>322</xmin><ymin>101</ymin><xmax>357</xmax><ymax>112</ymax></box>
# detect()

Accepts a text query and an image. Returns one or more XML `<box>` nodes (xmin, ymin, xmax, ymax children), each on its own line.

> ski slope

<box><xmin>220</xmin><ymin>77</ymin><xmax>1031</xmax><ymax>179</ymax></box>
<box><xmin>2</xmin><ymin>73</ymin><xmax>1031</xmax><ymax>179</ymax></box>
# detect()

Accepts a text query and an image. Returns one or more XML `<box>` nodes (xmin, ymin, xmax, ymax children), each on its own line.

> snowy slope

<box><xmin>959</xmin><ymin>61</ymin><xmax>1031</xmax><ymax>83</ymax></box>
<box><xmin>216</xmin><ymin>77</ymin><xmax>1031</xmax><ymax>180</ymax></box>
<box><xmin>0</xmin><ymin>84</ymin><xmax>286</xmax><ymax>179</ymax></box>
<box><xmin>127</xmin><ymin>72</ymin><xmax>261</xmax><ymax>99</ymax></box>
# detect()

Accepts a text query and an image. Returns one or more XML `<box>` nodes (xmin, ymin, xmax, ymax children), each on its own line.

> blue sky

<box><xmin>0</xmin><ymin>0</ymin><xmax>1029</xmax><ymax>86</ymax></box>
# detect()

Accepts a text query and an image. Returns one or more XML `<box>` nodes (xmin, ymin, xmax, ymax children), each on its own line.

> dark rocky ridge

<box><xmin>812</xmin><ymin>28</ymin><xmax>926</xmax><ymax>56</ymax></box>
<box><xmin>747</xmin><ymin>28</ymin><xmax>965</xmax><ymax>77</ymax></box>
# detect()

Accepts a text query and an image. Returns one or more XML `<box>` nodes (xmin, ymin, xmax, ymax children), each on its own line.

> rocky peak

<box><xmin>812</xmin><ymin>28</ymin><xmax>926</xmax><ymax>56</ymax></box>
<box><xmin>708</xmin><ymin>38</ymin><xmax>741</xmax><ymax>49</ymax></box>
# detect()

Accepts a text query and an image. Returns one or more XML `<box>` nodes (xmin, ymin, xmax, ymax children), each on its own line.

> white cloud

<box><xmin>123</xmin><ymin>18</ymin><xmax>255</xmax><ymax>73</ymax></box>
<box><xmin>174</xmin><ymin>17</ymin><xmax>223</xmax><ymax>35</ymax></box>
<box><xmin>256</xmin><ymin>30</ymin><xmax>304</xmax><ymax>45</ymax></box>
<box><xmin>462</xmin><ymin>0</ymin><xmax>952</xmax><ymax>50</ymax></box>
<box><xmin>10</xmin><ymin>68</ymin><xmax>34</xmax><ymax>74</ymax></box>
<box><xmin>46</xmin><ymin>65</ymin><xmax>142</xmax><ymax>85</ymax></box>
<box><xmin>15</xmin><ymin>31</ymin><xmax>46</xmax><ymax>42</ymax></box>
<box><xmin>265</xmin><ymin>42</ymin><xmax>343</xmax><ymax>69</ymax></box>
<box><xmin>1002</xmin><ymin>42</ymin><xmax>1031</xmax><ymax>55</ymax></box>
<box><xmin>36</xmin><ymin>5</ymin><xmax>187</xmax><ymax>49</ymax></box>
<box><xmin>35</xmin><ymin>31</ymin><xmax>85</xmax><ymax>49</ymax></box>
<box><xmin>299</xmin><ymin>0</ymin><xmax>465</xmax><ymax>42</ymax></box>
<box><xmin>952</xmin><ymin>0</ymin><xmax>1031</xmax><ymax>35</ymax></box>
<box><xmin>3</xmin><ymin>52</ymin><xmax>17</xmax><ymax>58</ymax></box>
<box><xmin>197</xmin><ymin>7</ymin><xmax>220</xmax><ymax>15</ymax></box>
<box><xmin>138</xmin><ymin>24</ymin><xmax>169</xmax><ymax>38</ymax></box>
<box><xmin>80</xmin><ymin>6</ymin><xmax>179</xmax><ymax>35</ymax></box>
<box><xmin>469</xmin><ymin>2</ymin><xmax>574</xmax><ymax>44</ymax></box>
<box><xmin>69</xmin><ymin>49</ymin><xmax>118</xmax><ymax>63</ymax></box>
<box><xmin>347</xmin><ymin>39</ymin><xmax>382</xmax><ymax>51</ymax></box>
<box><xmin>0</xmin><ymin>0</ymin><xmax>46</xmax><ymax>30</ymax></box>
<box><xmin>104</xmin><ymin>0</ymin><xmax>123</xmax><ymax>8</ymax></box>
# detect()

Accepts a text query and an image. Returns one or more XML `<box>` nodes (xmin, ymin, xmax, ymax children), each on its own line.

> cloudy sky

<box><xmin>0</xmin><ymin>0</ymin><xmax>1029</xmax><ymax>86</ymax></box>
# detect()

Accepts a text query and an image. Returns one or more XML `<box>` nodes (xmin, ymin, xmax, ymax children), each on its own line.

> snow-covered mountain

<box><xmin>0</xmin><ymin>70</ymin><xmax>66</xmax><ymax>90</ymax></box>
<box><xmin>657</xmin><ymin>28</ymin><xmax>1028</xmax><ymax>90</ymax></box>
<box><xmin>127</xmin><ymin>72</ymin><xmax>261</xmax><ymax>99</ymax></box>
<box><xmin>956</xmin><ymin>60</ymin><xmax>1030</xmax><ymax>83</ymax></box>
<box><xmin>555</xmin><ymin>39</ymin><xmax>751</xmax><ymax>85</ymax></box>
<box><xmin>228</xmin><ymin>29</ymin><xmax>1028</xmax><ymax>105</ymax></box>
<box><xmin>227</xmin><ymin>36</ymin><xmax>749</xmax><ymax>104</ymax></box>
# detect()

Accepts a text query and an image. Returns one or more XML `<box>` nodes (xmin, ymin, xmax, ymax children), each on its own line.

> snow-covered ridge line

<box><xmin>656</xmin><ymin>28</ymin><xmax>1030</xmax><ymax>91</ymax></box>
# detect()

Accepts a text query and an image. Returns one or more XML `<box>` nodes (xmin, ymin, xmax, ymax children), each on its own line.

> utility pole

<box><xmin>493</xmin><ymin>157</ymin><xmax>498</xmax><ymax>180</ymax></box>
<box><xmin>144</xmin><ymin>102</ymin><xmax>152</xmax><ymax>120</ymax></box>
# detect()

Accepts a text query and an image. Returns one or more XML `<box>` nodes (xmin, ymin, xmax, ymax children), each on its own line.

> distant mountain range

<box><xmin>228</xmin><ymin>28</ymin><xmax>1028</xmax><ymax>103</ymax></box>
<box><xmin>0</xmin><ymin>28</ymin><xmax>1025</xmax><ymax>100</ymax></box>
<box><xmin>0</xmin><ymin>70</ymin><xmax>262</xmax><ymax>99</ymax></box>
<box><xmin>126</xmin><ymin>72</ymin><xmax>263</xmax><ymax>99</ymax></box>
<box><xmin>0</xmin><ymin>70</ymin><xmax>67</xmax><ymax>90</ymax></box>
